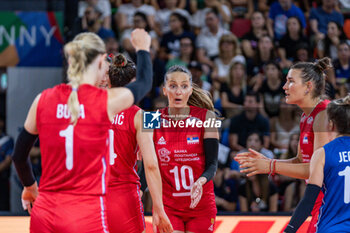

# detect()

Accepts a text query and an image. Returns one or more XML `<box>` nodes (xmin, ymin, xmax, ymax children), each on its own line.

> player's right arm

<box><xmin>134</xmin><ymin>110</ymin><xmax>173</xmax><ymax>233</ymax></box>
<box><xmin>107</xmin><ymin>29</ymin><xmax>153</xmax><ymax>121</ymax></box>
<box><xmin>235</xmin><ymin>144</ymin><xmax>310</xmax><ymax>179</ymax></box>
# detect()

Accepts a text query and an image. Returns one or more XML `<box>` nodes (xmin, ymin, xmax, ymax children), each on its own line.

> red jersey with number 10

<box><xmin>36</xmin><ymin>84</ymin><xmax>111</xmax><ymax>195</ymax></box>
<box><xmin>108</xmin><ymin>105</ymin><xmax>141</xmax><ymax>187</ymax></box>
<box><xmin>153</xmin><ymin>105</ymin><xmax>217</xmax><ymax>217</ymax></box>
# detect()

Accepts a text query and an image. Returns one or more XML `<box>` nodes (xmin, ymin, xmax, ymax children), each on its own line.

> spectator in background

<box><xmin>220</xmin><ymin>61</ymin><xmax>247</xmax><ymax>118</ymax></box>
<box><xmin>166</xmin><ymin>37</ymin><xmax>195</xmax><ymax>70</ymax></box>
<box><xmin>150</xmin><ymin>0</ymin><xmax>186</xmax><ymax>10</ymax></box>
<box><xmin>121</xmin><ymin>12</ymin><xmax>159</xmax><ymax>61</ymax></box>
<box><xmin>267</xmin><ymin>0</ymin><xmax>306</xmax><ymax>41</ymax></box>
<box><xmin>317</xmin><ymin>21</ymin><xmax>346</xmax><ymax>60</ymax></box>
<box><xmin>0</xmin><ymin>116</ymin><xmax>13</xmax><ymax>210</ymax></box>
<box><xmin>81</xmin><ymin>5</ymin><xmax>115</xmax><ymax>40</ymax></box>
<box><xmin>78</xmin><ymin>0</ymin><xmax>112</xmax><ymax>29</ymax></box>
<box><xmin>212</xmin><ymin>34</ymin><xmax>246</xmax><ymax>83</ymax></box>
<box><xmin>247</xmin><ymin>35</ymin><xmax>276</xmax><ymax>88</ymax></box>
<box><xmin>116</xmin><ymin>0</ymin><xmax>156</xmax><ymax>33</ymax></box>
<box><xmin>229</xmin><ymin>0</ymin><xmax>254</xmax><ymax>19</ymax></box>
<box><xmin>293</xmin><ymin>42</ymin><xmax>314</xmax><ymax>62</ymax></box>
<box><xmin>259</xmin><ymin>61</ymin><xmax>285</xmax><ymax>118</ymax></box>
<box><xmin>333</xmin><ymin>41</ymin><xmax>350</xmax><ymax>85</ymax></box>
<box><xmin>196</xmin><ymin>9</ymin><xmax>231</xmax><ymax>69</ymax></box>
<box><xmin>309</xmin><ymin>0</ymin><xmax>344</xmax><ymax>43</ymax></box>
<box><xmin>276</xmin><ymin>133</ymin><xmax>304</xmax><ymax>212</ymax></box>
<box><xmin>241</xmin><ymin>11</ymin><xmax>269</xmax><ymax>59</ymax></box>
<box><xmin>277</xmin><ymin>16</ymin><xmax>308</xmax><ymax>69</ymax></box>
<box><xmin>188</xmin><ymin>61</ymin><xmax>211</xmax><ymax>92</ymax></box>
<box><xmin>229</xmin><ymin>91</ymin><xmax>270</xmax><ymax>152</ymax></box>
<box><xmin>237</xmin><ymin>132</ymin><xmax>278</xmax><ymax>212</ymax></box>
<box><xmin>191</xmin><ymin>0</ymin><xmax>232</xmax><ymax>31</ymax></box>
<box><xmin>270</xmin><ymin>97</ymin><xmax>299</xmax><ymax>156</ymax></box>
<box><xmin>154</xmin><ymin>0</ymin><xmax>191</xmax><ymax>36</ymax></box>
<box><xmin>159</xmin><ymin>12</ymin><xmax>195</xmax><ymax>61</ymax></box>
<box><xmin>104</xmin><ymin>37</ymin><xmax>119</xmax><ymax>55</ymax></box>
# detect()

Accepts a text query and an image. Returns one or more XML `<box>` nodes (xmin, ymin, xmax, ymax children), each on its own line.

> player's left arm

<box><xmin>313</xmin><ymin>110</ymin><xmax>332</xmax><ymax>152</ymax></box>
<box><xmin>190</xmin><ymin>110</ymin><xmax>219</xmax><ymax>208</ymax></box>
<box><xmin>284</xmin><ymin>148</ymin><xmax>325</xmax><ymax>233</ymax></box>
<box><xmin>134</xmin><ymin>110</ymin><xmax>173</xmax><ymax>233</ymax></box>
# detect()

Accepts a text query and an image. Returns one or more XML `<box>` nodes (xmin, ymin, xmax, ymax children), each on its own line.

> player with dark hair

<box><xmin>106</xmin><ymin>53</ymin><xmax>172</xmax><ymax>233</ymax></box>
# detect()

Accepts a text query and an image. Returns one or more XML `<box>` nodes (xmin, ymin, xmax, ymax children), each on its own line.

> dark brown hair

<box><xmin>108</xmin><ymin>54</ymin><xmax>136</xmax><ymax>87</ymax></box>
<box><xmin>290</xmin><ymin>57</ymin><xmax>332</xmax><ymax>99</ymax></box>
<box><xmin>327</xmin><ymin>94</ymin><xmax>350</xmax><ymax>134</ymax></box>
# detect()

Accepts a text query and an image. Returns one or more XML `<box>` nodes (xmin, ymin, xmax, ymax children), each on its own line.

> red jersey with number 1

<box><xmin>108</xmin><ymin>105</ymin><xmax>141</xmax><ymax>186</ymax></box>
<box><xmin>153</xmin><ymin>105</ymin><xmax>217</xmax><ymax>217</ymax></box>
<box><xmin>36</xmin><ymin>84</ymin><xmax>111</xmax><ymax>195</ymax></box>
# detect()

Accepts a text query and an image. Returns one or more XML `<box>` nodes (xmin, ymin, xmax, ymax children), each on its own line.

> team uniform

<box><xmin>299</xmin><ymin>99</ymin><xmax>330</xmax><ymax>233</ymax></box>
<box><xmin>106</xmin><ymin>105</ymin><xmax>145</xmax><ymax>233</ymax></box>
<box><xmin>153</xmin><ymin>105</ymin><xmax>217</xmax><ymax>233</ymax></box>
<box><xmin>316</xmin><ymin>136</ymin><xmax>350</xmax><ymax>232</ymax></box>
<box><xmin>31</xmin><ymin>84</ymin><xmax>111</xmax><ymax>233</ymax></box>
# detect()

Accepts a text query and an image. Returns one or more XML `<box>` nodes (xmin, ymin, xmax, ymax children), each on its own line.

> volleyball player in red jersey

<box><xmin>153</xmin><ymin>65</ymin><xmax>219</xmax><ymax>233</ymax></box>
<box><xmin>235</xmin><ymin>57</ymin><xmax>333</xmax><ymax>233</ymax></box>
<box><xmin>105</xmin><ymin>54</ymin><xmax>172</xmax><ymax>233</ymax></box>
<box><xmin>11</xmin><ymin>29</ymin><xmax>153</xmax><ymax>233</ymax></box>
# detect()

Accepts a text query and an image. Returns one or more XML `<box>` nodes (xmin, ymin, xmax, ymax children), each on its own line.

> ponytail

<box><xmin>188</xmin><ymin>84</ymin><xmax>214</xmax><ymax>111</ymax></box>
<box><xmin>64</xmin><ymin>32</ymin><xmax>105</xmax><ymax>125</ymax></box>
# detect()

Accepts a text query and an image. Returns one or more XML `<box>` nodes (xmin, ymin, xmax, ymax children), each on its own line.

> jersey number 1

<box><xmin>339</xmin><ymin>166</ymin><xmax>350</xmax><ymax>204</ymax></box>
<box><xmin>170</xmin><ymin>165</ymin><xmax>194</xmax><ymax>191</ymax></box>
<box><xmin>59</xmin><ymin>125</ymin><xmax>74</xmax><ymax>170</ymax></box>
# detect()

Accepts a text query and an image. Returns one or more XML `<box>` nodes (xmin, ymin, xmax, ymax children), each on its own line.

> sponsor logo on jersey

<box><xmin>303</xmin><ymin>136</ymin><xmax>308</xmax><ymax>144</ymax></box>
<box><xmin>307</xmin><ymin>116</ymin><xmax>314</xmax><ymax>124</ymax></box>
<box><xmin>158</xmin><ymin>136</ymin><xmax>166</xmax><ymax>145</ymax></box>
<box><xmin>208</xmin><ymin>218</ymin><xmax>215</xmax><ymax>231</ymax></box>
<box><xmin>158</xmin><ymin>148</ymin><xmax>171</xmax><ymax>163</ymax></box>
<box><xmin>143</xmin><ymin>110</ymin><xmax>161</xmax><ymax>129</ymax></box>
<box><xmin>300</xmin><ymin>115</ymin><xmax>306</xmax><ymax>123</ymax></box>
<box><xmin>187</xmin><ymin>136</ymin><xmax>199</xmax><ymax>144</ymax></box>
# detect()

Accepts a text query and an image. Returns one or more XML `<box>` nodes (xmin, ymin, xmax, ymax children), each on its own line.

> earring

<box><xmin>305</xmin><ymin>90</ymin><xmax>309</xmax><ymax>95</ymax></box>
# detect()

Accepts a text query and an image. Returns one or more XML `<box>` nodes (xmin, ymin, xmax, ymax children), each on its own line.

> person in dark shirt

<box><xmin>229</xmin><ymin>91</ymin><xmax>270</xmax><ymax>151</ymax></box>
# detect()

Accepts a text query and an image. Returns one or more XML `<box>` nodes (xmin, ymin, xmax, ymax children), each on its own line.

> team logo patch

<box><xmin>303</xmin><ymin>136</ymin><xmax>308</xmax><ymax>144</ymax></box>
<box><xmin>157</xmin><ymin>136</ymin><xmax>166</xmax><ymax>145</ymax></box>
<box><xmin>187</xmin><ymin>136</ymin><xmax>199</xmax><ymax>144</ymax></box>
<box><xmin>143</xmin><ymin>110</ymin><xmax>161</xmax><ymax>129</ymax></box>
<box><xmin>300</xmin><ymin>115</ymin><xmax>306</xmax><ymax>123</ymax></box>
<box><xmin>307</xmin><ymin>116</ymin><xmax>314</xmax><ymax>124</ymax></box>
<box><xmin>158</xmin><ymin>148</ymin><xmax>171</xmax><ymax>162</ymax></box>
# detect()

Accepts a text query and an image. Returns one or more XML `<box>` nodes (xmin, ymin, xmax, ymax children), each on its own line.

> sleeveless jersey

<box><xmin>317</xmin><ymin>136</ymin><xmax>350</xmax><ymax>233</ymax></box>
<box><xmin>299</xmin><ymin>99</ymin><xmax>330</xmax><ymax>163</ymax></box>
<box><xmin>153</xmin><ymin>105</ymin><xmax>217</xmax><ymax>217</ymax></box>
<box><xmin>108</xmin><ymin>105</ymin><xmax>141</xmax><ymax>187</ymax></box>
<box><xmin>36</xmin><ymin>84</ymin><xmax>111</xmax><ymax>195</ymax></box>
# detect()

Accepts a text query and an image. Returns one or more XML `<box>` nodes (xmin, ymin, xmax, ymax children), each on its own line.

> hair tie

<box><xmin>72</xmin><ymin>87</ymin><xmax>78</xmax><ymax>92</ymax></box>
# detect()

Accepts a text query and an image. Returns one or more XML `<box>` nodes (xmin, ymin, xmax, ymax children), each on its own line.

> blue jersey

<box><xmin>317</xmin><ymin>136</ymin><xmax>350</xmax><ymax>233</ymax></box>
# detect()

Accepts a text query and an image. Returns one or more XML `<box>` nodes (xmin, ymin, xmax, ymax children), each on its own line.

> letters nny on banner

<box><xmin>0</xmin><ymin>11</ymin><xmax>63</xmax><ymax>67</ymax></box>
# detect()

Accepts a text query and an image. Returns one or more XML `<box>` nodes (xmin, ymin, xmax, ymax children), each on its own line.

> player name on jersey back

<box><xmin>339</xmin><ymin>151</ymin><xmax>350</xmax><ymax>163</ymax></box>
<box><xmin>56</xmin><ymin>104</ymin><xmax>85</xmax><ymax>119</ymax></box>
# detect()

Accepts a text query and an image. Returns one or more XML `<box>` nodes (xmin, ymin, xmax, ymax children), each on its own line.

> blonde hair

<box><xmin>188</xmin><ymin>84</ymin><xmax>214</xmax><ymax>111</ymax></box>
<box><xmin>64</xmin><ymin>32</ymin><xmax>106</xmax><ymax>124</ymax></box>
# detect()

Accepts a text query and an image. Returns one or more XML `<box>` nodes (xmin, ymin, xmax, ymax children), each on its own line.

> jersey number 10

<box><xmin>170</xmin><ymin>165</ymin><xmax>194</xmax><ymax>191</ymax></box>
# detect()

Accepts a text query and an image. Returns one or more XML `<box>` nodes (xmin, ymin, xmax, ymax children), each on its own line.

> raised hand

<box><xmin>130</xmin><ymin>29</ymin><xmax>151</xmax><ymax>52</ymax></box>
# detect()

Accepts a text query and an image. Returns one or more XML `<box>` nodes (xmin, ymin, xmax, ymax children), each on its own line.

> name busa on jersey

<box><xmin>56</xmin><ymin>104</ymin><xmax>85</xmax><ymax>119</ymax></box>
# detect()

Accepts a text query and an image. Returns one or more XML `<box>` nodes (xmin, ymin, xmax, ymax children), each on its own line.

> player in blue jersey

<box><xmin>284</xmin><ymin>94</ymin><xmax>350</xmax><ymax>233</ymax></box>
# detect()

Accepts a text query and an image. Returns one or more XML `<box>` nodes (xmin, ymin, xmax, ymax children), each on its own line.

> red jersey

<box><xmin>299</xmin><ymin>99</ymin><xmax>330</xmax><ymax>163</ymax></box>
<box><xmin>36</xmin><ymin>84</ymin><xmax>111</xmax><ymax>195</ymax></box>
<box><xmin>153</xmin><ymin>105</ymin><xmax>217</xmax><ymax>217</ymax></box>
<box><xmin>108</xmin><ymin>105</ymin><xmax>141</xmax><ymax>186</ymax></box>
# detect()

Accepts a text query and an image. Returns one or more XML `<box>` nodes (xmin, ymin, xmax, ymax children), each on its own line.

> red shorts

<box><xmin>106</xmin><ymin>183</ymin><xmax>145</xmax><ymax>233</ymax></box>
<box><xmin>165</xmin><ymin>211</ymin><xmax>216</xmax><ymax>233</ymax></box>
<box><xmin>30</xmin><ymin>191</ymin><xmax>109</xmax><ymax>233</ymax></box>
<box><xmin>307</xmin><ymin>190</ymin><xmax>324</xmax><ymax>233</ymax></box>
